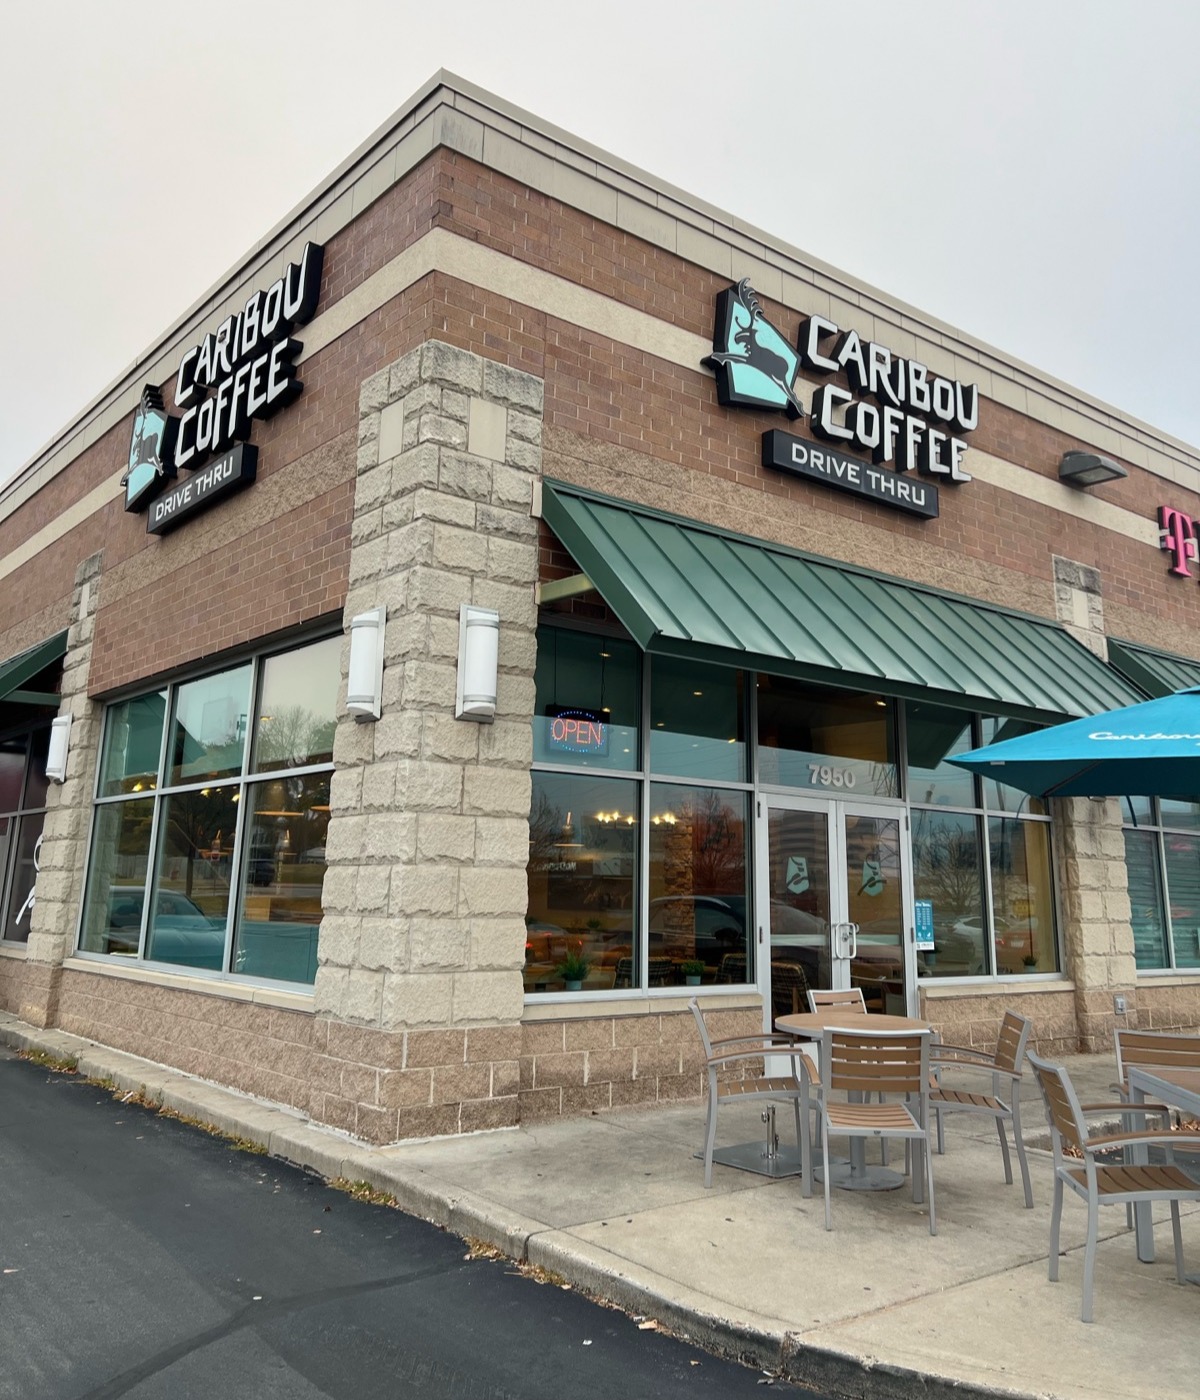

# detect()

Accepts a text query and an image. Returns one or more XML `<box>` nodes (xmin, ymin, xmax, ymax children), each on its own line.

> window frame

<box><xmin>0</xmin><ymin>722</ymin><xmax>54</xmax><ymax>946</ymax></box>
<box><xmin>75</xmin><ymin>630</ymin><xmax>338</xmax><ymax>988</ymax></box>
<box><xmin>1122</xmin><ymin>798</ymin><xmax>1200</xmax><ymax>974</ymax></box>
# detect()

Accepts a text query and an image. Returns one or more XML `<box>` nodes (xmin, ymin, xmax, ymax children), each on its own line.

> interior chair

<box><xmin>928</xmin><ymin>1010</ymin><xmax>1034</xmax><ymax>1208</ymax></box>
<box><xmin>770</xmin><ymin>960</ymin><xmax>810</xmax><ymax>1019</ymax></box>
<box><xmin>800</xmin><ymin>1026</ymin><xmax>937</xmax><ymax>1233</ymax></box>
<box><xmin>688</xmin><ymin>998</ymin><xmax>813</xmax><ymax>1188</ymax></box>
<box><xmin>1028</xmin><ymin>1051</ymin><xmax>1200</xmax><ymax>1322</ymax></box>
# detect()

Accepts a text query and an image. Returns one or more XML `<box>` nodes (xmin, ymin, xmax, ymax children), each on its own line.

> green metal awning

<box><xmin>0</xmin><ymin>631</ymin><xmax>67</xmax><ymax>707</ymax></box>
<box><xmin>1107</xmin><ymin>637</ymin><xmax>1200</xmax><ymax>698</ymax></box>
<box><xmin>541</xmin><ymin>482</ymin><xmax>1140</xmax><ymax>723</ymax></box>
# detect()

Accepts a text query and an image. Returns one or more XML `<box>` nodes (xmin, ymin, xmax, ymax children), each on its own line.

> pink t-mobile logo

<box><xmin>1159</xmin><ymin>505</ymin><xmax>1199</xmax><ymax>577</ymax></box>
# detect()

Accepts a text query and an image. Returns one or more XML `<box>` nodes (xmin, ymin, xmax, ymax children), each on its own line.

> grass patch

<box><xmin>19</xmin><ymin>1047</ymin><xmax>79</xmax><ymax>1073</ymax></box>
<box><xmin>329</xmin><ymin>1177</ymin><xmax>398</xmax><ymax>1207</ymax></box>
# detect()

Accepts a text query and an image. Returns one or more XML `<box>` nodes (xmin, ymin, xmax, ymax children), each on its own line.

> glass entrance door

<box><xmin>759</xmin><ymin>798</ymin><xmax>911</xmax><ymax>1031</ymax></box>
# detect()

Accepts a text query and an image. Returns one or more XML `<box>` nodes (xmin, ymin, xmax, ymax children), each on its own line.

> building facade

<box><xmin>2</xmin><ymin>73</ymin><xmax>1198</xmax><ymax>1144</ymax></box>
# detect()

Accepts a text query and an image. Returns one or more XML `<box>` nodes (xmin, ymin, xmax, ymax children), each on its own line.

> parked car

<box><xmin>106</xmin><ymin>886</ymin><xmax>226</xmax><ymax>968</ymax></box>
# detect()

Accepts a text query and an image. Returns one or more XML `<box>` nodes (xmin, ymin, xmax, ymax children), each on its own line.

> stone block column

<box><xmin>1053</xmin><ymin>795</ymin><xmax>1137</xmax><ymax>1051</ymax></box>
<box><xmin>314</xmin><ymin>342</ymin><xmax>541</xmax><ymax>1142</ymax></box>
<box><xmin>20</xmin><ymin>552</ymin><xmax>104</xmax><ymax>1027</ymax></box>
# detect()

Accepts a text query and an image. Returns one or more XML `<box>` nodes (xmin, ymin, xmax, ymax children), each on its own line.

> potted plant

<box><xmin>681</xmin><ymin>958</ymin><xmax>706</xmax><ymax>986</ymax></box>
<box><xmin>1022</xmin><ymin>953</ymin><xmax>1039</xmax><ymax>971</ymax></box>
<box><xmin>555</xmin><ymin>944</ymin><xmax>590</xmax><ymax>991</ymax></box>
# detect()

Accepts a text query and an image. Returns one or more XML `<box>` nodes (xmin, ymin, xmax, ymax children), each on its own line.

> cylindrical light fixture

<box><xmin>456</xmin><ymin>604</ymin><xmax>500</xmax><ymax>722</ymax></box>
<box><xmin>45</xmin><ymin>713</ymin><xmax>72</xmax><ymax>783</ymax></box>
<box><xmin>347</xmin><ymin>606</ymin><xmax>386</xmax><ymax>722</ymax></box>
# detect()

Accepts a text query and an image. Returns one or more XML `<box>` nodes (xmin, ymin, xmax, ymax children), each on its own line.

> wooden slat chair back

<box><xmin>800</xmin><ymin>1027</ymin><xmax>937</xmax><ymax>1233</ymax></box>
<box><xmin>807</xmin><ymin>987</ymin><xmax>867</xmax><ymax>1014</ymax></box>
<box><xmin>688</xmin><ymin>998</ymin><xmax>813</xmax><ymax>1188</ymax></box>
<box><xmin>1113</xmin><ymin>1029</ymin><xmax>1200</xmax><ymax>1123</ymax></box>
<box><xmin>928</xmin><ymin>1010</ymin><xmax>1034</xmax><ymax>1208</ymax></box>
<box><xmin>1028</xmin><ymin>1050</ymin><xmax>1200</xmax><ymax>1321</ymax></box>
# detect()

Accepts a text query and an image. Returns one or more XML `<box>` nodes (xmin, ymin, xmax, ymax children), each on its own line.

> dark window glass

<box><xmin>1163</xmin><ymin>833</ymin><xmax>1200</xmax><ymax>970</ymax></box>
<box><xmin>525</xmin><ymin>771</ymin><xmax>638</xmax><ymax>991</ymax></box>
<box><xmin>911</xmin><ymin>809</ymin><xmax>987</xmax><ymax>977</ymax></box>
<box><xmin>1123</xmin><ymin>795</ymin><xmax>1154</xmax><ymax>825</ymax></box>
<box><xmin>757</xmin><ymin>677</ymin><xmax>897</xmax><ymax>796</ymax></box>
<box><xmin>1125</xmin><ymin>828</ymin><xmax>1169</xmax><ymax>970</ymax></box>
<box><xmin>167</xmin><ymin>667</ymin><xmax>252</xmax><ymax>787</ymax></box>
<box><xmin>99</xmin><ymin>693</ymin><xmax>167</xmax><ymax>797</ymax></box>
<box><xmin>251</xmin><ymin>636</ymin><xmax>340</xmax><ymax>773</ymax></box>
<box><xmin>23</xmin><ymin>728</ymin><xmax>51</xmax><ymax>811</ymax></box>
<box><xmin>1158</xmin><ymin>799</ymin><xmax>1200</xmax><ymax>832</ymax></box>
<box><xmin>979</xmin><ymin>718</ymin><xmax>1046</xmax><ymax>816</ymax></box>
<box><xmin>144</xmin><ymin>788</ymin><xmax>238</xmax><ymax>970</ymax></box>
<box><xmin>533</xmin><ymin>628</ymin><xmax>639</xmax><ymax>772</ymax></box>
<box><xmin>650</xmin><ymin>658</ymin><xmax>746</xmax><ymax>782</ymax></box>
<box><xmin>988</xmin><ymin>817</ymin><xmax>1057</xmax><ymax>973</ymax></box>
<box><xmin>906</xmin><ymin>703</ymin><xmax>976</xmax><ymax>808</ymax></box>
<box><xmin>0</xmin><ymin>739</ymin><xmax>25</xmax><ymax>813</ymax></box>
<box><xmin>647</xmin><ymin>783</ymin><xmax>750</xmax><ymax>983</ymax></box>
<box><xmin>232</xmin><ymin>774</ymin><xmax>329</xmax><ymax>984</ymax></box>
<box><xmin>1</xmin><ymin>814</ymin><xmax>45</xmax><ymax>944</ymax></box>
<box><xmin>79</xmin><ymin>798</ymin><xmax>156</xmax><ymax>956</ymax></box>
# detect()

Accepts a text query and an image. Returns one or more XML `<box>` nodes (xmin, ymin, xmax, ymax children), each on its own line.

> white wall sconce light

<box><xmin>45</xmin><ymin>713</ymin><xmax>72</xmax><ymax>782</ymax></box>
<box><xmin>347</xmin><ymin>606</ymin><xmax>386</xmax><ymax>722</ymax></box>
<box><xmin>1059</xmin><ymin>450</ymin><xmax>1127</xmax><ymax>488</ymax></box>
<box><xmin>456</xmin><ymin>604</ymin><xmax>500</xmax><ymax>722</ymax></box>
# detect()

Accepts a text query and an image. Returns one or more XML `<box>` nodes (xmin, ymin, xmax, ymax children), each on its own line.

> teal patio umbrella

<box><xmin>950</xmin><ymin>686</ymin><xmax>1200</xmax><ymax>799</ymax></box>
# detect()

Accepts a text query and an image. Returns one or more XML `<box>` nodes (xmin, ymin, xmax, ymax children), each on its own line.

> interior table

<box><xmin>1126</xmin><ymin>1063</ymin><xmax>1200</xmax><ymax>1276</ymax></box>
<box><xmin>775</xmin><ymin>1009</ymin><xmax>933</xmax><ymax>1191</ymax></box>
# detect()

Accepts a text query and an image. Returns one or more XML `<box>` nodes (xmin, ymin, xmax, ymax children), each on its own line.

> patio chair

<box><xmin>1027</xmin><ymin>1051</ymin><xmax>1200</xmax><ymax>1322</ymax></box>
<box><xmin>1113</xmin><ymin>1028</ymin><xmax>1200</xmax><ymax>1126</ymax></box>
<box><xmin>806</xmin><ymin>986</ymin><xmax>867</xmax><ymax>1014</ymax></box>
<box><xmin>800</xmin><ymin>1026</ymin><xmax>937</xmax><ymax>1233</ymax></box>
<box><xmin>928</xmin><ymin>1010</ymin><xmax>1034</xmax><ymax>1208</ymax></box>
<box><xmin>689</xmin><ymin>998</ymin><xmax>814</xmax><ymax>1188</ymax></box>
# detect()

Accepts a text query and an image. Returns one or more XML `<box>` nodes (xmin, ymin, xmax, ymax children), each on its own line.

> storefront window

<box><xmin>647</xmin><ymin>783</ymin><xmax>750</xmax><ymax>983</ymax></box>
<box><xmin>525</xmin><ymin>770</ymin><xmax>638</xmax><ymax>992</ymax></box>
<box><xmin>78</xmin><ymin>798</ymin><xmax>155</xmax><ymax>956</ymax></box>
<box><xmin>906</xmin><ymin>702</ymin><xmax>1058</xmax><ymax>980</ymax></box>
<box><xmin>911</xmin><ymin>809</ymin><xmax>987</xmax><ymax>975</ymax></box>
<box><xmin>1124</xmin><ymin>827</ymin><xmax>1169</xmax><ymax>970</ymax></box>
<box><xmin>532</xmin><ymin>628</ymin><xmax>639</xmax><ymax>772</ymax></box>
<box><xmin>988</xmin><ymin>816</ymin><xmax>1056</xmax><ymax>973</ymax></box>
<box><xmin>78</xmin><ymin>637</ymin><xmax>336</xmax><ymax>984</ymax></box>
<box><xmin>1121</xmin><ymin>800</ymin><xmax>1200</xmax><ymax>972</ymax></box>
<box><xmin>650</xmin><ymin>658</ymin><xmax>746</xmax><ymax>782</ymax></box>
<box><xmin>758</xmin><ymin>677</ymin><xmax>897</xmax><ymax>796</ymax></box>
<box><xmin>0</xmin><ymin>728</ymin><xmax>53</xmax><ymax>946</ymax></box>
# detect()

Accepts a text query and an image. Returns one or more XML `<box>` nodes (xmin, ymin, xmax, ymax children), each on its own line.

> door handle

<box><xmin>847</xmin><ymin>922</ymin><xmax>859</xmax><ymax>959</ymax></box>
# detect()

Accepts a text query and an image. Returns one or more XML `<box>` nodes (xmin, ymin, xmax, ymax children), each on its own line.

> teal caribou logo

<box><xmin>703</xmin><ymin>278</ymin><xmax>804</xmax><ymax>419</ymax></box>
<box><xmin>122</xmin><ymin>385</ymin><xmax>178</xmax><ymax>511</ymax></box>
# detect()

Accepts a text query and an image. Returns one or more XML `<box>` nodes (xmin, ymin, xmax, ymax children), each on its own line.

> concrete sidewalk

<box><xmin>3</xmin><ymin>1010</ymin><xmax>1196</xmax><ymax>1400</ymax></box>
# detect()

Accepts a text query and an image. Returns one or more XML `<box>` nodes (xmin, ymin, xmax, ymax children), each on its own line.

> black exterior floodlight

<box><xmin>1058</xmin><ymin>450</ymin><xmax>1128</xmax><ymax>488</ymax></box>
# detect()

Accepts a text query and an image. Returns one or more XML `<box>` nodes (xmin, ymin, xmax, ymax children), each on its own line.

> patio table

<box><xmin>1127</xmin><ymin>1063</ymin><xmax>1200</xmax><ymax>1275</ymax></box>
<box><xmin>775</xmin><ymin>1009</ymin><xmax>932</xmax><ymax>1191</ymax></box>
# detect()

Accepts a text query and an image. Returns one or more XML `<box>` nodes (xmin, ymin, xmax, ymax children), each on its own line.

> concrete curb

<box><xmin>0</xmin><ymin>1013</ymin><xmax>1044</xmax><ymax>1400</ymax></box>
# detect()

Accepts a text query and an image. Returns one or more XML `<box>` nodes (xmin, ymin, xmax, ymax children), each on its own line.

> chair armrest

<box><xmin>1084</xmin><ymin>1130</ymin><xmax>1200</xmax><ymax>1153</ymax></box>
<box><xmin>708</xmin><ymin>1033</ymin><xmax>801</xmax><ymax>1051</ymax></box>
<box><xmin>1078</xmin><ymin>1101</ymin><xmax>1168</xmax><ymax>1116</ymax></box>
<box><xmin>705</xmin><ymin>1045</ymin><xmax>810</xmax><ymax>1069</ymax></box>
<box><xmin>931</xmin><ymin>1043</ymin><xmax>997</xmax><ymax>1063</ymax></box>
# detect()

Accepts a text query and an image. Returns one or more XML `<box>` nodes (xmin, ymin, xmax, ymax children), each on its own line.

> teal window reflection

<box><xmin>168</xmin><ymin>666</ymin><xmax>252</xmax><ymax>786</ymax></box>
<box><xmin>906</xmin><ymin>703</ymin><xmax>976</xmax><ymax>808</ymax></box>
<box><xmin>99</xmin><ymin>693</ymin><xmax>166</xmax><ymax>797</ymax></box>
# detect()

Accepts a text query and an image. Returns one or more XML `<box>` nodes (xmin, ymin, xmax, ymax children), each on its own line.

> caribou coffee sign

<box><xmin>122</xmin><ymin>242</ymin><xmax>324</xmax><ymax>533</ymax></box>
<box><xmin>704</xmin><ymin>279</ymin><xmax>980</xmax><ymax>519</ymax></box>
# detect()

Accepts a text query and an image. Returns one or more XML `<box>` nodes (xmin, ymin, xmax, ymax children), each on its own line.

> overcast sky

<box><xmin>3</xmin><ymin>1</ymin><xmax>1198</xmax><ymax>485</ymax></box>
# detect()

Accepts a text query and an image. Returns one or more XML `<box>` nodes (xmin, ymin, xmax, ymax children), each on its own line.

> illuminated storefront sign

<box><xmin>121</xmin><ymin>242</ymin><xmax>323</xmax><ymax>533</ymax></box>
<box><xmin>546</xmin><ymin>708</ymin><xmax>609</xmax><ymax>755</ymax></box>
<box><xmin>704</xmin><ymin>279</ymin><xmax>980</xmax><ymax>517</ymax></box>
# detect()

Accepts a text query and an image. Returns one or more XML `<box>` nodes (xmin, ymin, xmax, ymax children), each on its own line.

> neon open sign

<box><xmin>547</xmin><ymin>708</ymin><xmax>609</xmax><ymax>755</ymax></box>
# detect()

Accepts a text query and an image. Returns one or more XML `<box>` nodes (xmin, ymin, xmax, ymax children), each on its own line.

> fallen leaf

<box><xmin>637</xmin><ymin>1321</ymin><xmax>658</xmax><ymax>1331</ymax></box>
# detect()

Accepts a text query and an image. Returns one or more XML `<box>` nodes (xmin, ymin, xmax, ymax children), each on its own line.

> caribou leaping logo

<box><xmin>703</xmin><ymin>278</ymin><xmax>805</xmax><ymax>419</ymax></box>
<box><xmin>121</xmin><ymin>385</ymin><xmax>178</xmax><ymax>512</ymax></box>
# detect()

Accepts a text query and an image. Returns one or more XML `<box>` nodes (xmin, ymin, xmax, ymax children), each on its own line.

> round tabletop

<box><xmin>775</xmin><ymin>1010</ymin><xmax>931</xmax><ymax>1037</ymax></box>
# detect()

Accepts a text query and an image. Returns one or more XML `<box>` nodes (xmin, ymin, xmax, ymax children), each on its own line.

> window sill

<box><xmin>523</xmin><ymin>990</ymin><xmax>762</xmax><ymax>1020</ymax></box>
<box><xmin>62</xmin><ymin>956</ymin><xmax>315</xmax><ymax>1012</ymax></box>
<box><xmin>0</xmin><ymin>943</ymin><xmax>28</xmax><ymax>959</ymax></box>
<box><xmin>1135</xmin><ymin>969</ymin><xmax>1200</xmax><ymax>984</ymax></box>
<box><xmin>921</xmin><ymin>977</ymin><xmax>1073</xmax><ymax>999</ymax></box>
